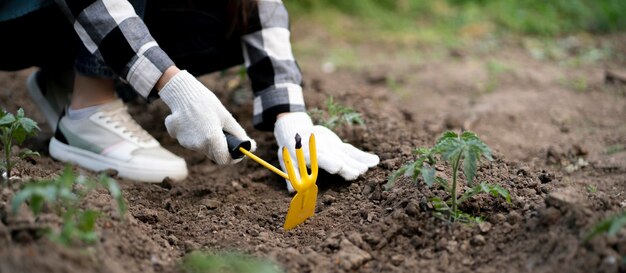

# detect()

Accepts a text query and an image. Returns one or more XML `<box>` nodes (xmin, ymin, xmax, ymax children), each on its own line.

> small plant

<box><xmin>11</xmin><ymin>166</ymin><xmax>126</xmax><ymax>246</ymax></box>
<box><xmin>386</xmin><ymin>131</ymin><xmax>510</xmax><ymax>222</ymax></box>
<box><xmin>585</xmin><ymin>184</ymin><xmax>598</xmax><ymax>193</ymax></box>
<box><xmin>309</xmin><ymin>96</ymin><xmax>365</xmax><ymax>130</ymax></box>
<box><xmin>0</xmin><ymin>108</ymin><xmax>40</xmax><ymax>180</ymax></box>
<box><xmin>606</xmin><ymin>144</ymin><xmax>625</xmax><ymax>155</ymax></box>
<box><xmin>483</xmin><ymin>60</ymin><xmax>510</xmax><ymax>93</ymax></box>
<box><xmin>181</xmin><ymin>251</ymin><xmax>283</xmax><ymax>273</ymax></box>
<box><xmin>586</xmin><ymin>211</ymin><xmax>626</xmax><ymax>241</ymax></box>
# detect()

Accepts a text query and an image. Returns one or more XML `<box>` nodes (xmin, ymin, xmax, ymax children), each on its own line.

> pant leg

<box><xmin>73</xmin><ymin>0</ymin><xmax>148</xmax><ymax>79</ymax></box>
<box><xmin>0</xmin><ymin>5</ymin><xmax>77</xmax><ymax>71</ymax></box>
<box><xmin>143</xmin><ymin>0</ymin><xmax>244</xmax><ymax>76</ymax></box>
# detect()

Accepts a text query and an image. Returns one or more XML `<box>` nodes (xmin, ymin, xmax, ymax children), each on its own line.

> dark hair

<box><xmin>227</xmin><ymin>0</ymin><xmax>258</xmax><ymax>38</ymax></box>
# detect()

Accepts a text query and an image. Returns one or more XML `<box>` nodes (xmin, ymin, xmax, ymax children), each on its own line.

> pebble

<box><xmin>405</xmin><ymin>200</ymin><xmax>420</xmax><ymax>216</ymax></box>
<box><xmin>323</xmin><ymin>195</ymin><xmax>336</xmax><ymax>205</ymax></box>
<box><xmin>166</xmin><ymin>234</ymin><xmax>178</xmax><ymax>246</ymax></box>
<box><xmin>598</xmin><ymin>255</ymin><xmax>618</xmax><ymax>273</ymax></box>
<box><xmin>390</xmin><ymin>254</ymin><xmax>404</xmax><ymax>266</ymax></box>
<box><xmin>184</xmin><ymin>240</ymin><xmax>200</xmax><ymax>252</ymax></box>
<box><xmin>492</xmin><ymin>213</ymin><xmax>506</xmax><ymax>224</ymax></box>
<box><xmin>471</xmin><ymin>235</ymin><xmax>486</xmax><ymax>246</ymax></box>
<box><xmin>201</xmin><ymin>199</ymin><xmax>221</xmax><ymax>210</ymax></box>
<box><xmin>507</xmin><ymin>211</ymin><xmax>523</xmax><ymax>225</ymax></box>
<box><xmin>248</xmin><ymin>228</ymin><xmax>259</xmax><ymax>237</ymax></box>
<box><xmin>446</xmin><ymin>240</ymin><xmax>458</xmax><ymax>252</ymax></box>
<box><xmin>546</xmin><ymin>189</ymin><xmax>583</xmax><ymax>209</ymax></box>
<box><xmin>478</xmin><ymin>221</ymin><xmax>492</xmax><ymax>233</ymax></box>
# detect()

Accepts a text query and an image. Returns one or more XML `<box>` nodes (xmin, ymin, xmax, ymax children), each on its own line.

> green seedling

<box><xmin>606</xmin><ymin>144</ymin><xmax>625</xmax><ymax>155</ymax></box>
<box><xmin>11</xmin><ymin>166</ymin><xmax>126</xmax><ymax>246</ymax></box>
<box><xmin>586</xmin><ymin>211</ymin><xmax>626</xmax><ymax>241</ymax></box>
<box><xmin>0</xmin><ymin>108</ymin><xmax>40</xmax><ymax>180</ymax></box>
<box><xmin>181</xmin><ymin>251</ymin><xmax>283</xmax><ymax>273</ymax></box>
<box><xmin>585</xmin><ymin>184</ymin><xmax>598</xmax><ymax>193</ymax></box>
<box><xmin>309</xmin><ymin>96</ymin><xmax>365</xmax><ymax>130</ymax></box>
<box><xmin>386</xmin><ymin>131</ymin><xmax>510</xmax><ymax>222</ymax></box>
<box><xmin>559</xmin><ymin>76</ymin><xmax>588</xmax><ymax>93</ymax></box>
<box><xmin>483</xmin><ymin>60</ymin><xmax>510</xmax><ymax>93</ymax></box>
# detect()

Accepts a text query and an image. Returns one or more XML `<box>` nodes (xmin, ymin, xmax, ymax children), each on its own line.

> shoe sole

<box><xmin>49</xmin><ymin>138</ymin><xmax>188</xmax><ymax>183</ymax></box>
<box><xmin>27</xmin><ymin>72</ymin><xmax>59</xmax><ymax>131</ymax></box>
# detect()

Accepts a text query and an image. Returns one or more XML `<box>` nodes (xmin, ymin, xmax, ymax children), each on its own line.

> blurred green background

<box><xmin>286</xmin><ymin>0</ymin><xmax>626</xmax><ymax>44</ymax></box>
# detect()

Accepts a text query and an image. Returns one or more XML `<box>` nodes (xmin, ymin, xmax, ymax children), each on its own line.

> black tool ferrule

<box><xmin>295</xmin><ymin>133</ymin><xmax>302</xmax><ymax>149</ymax></box>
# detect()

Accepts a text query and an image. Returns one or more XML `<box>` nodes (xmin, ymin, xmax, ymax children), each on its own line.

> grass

<box><xmin>288</xmin><ymin>0</ymin><xmax>626</xmax><ymax>39</ymax></box>
<box><xmin>288</xmin><ymin>0</ymin><xmax>625</xmax><ymax>72</ymax></box>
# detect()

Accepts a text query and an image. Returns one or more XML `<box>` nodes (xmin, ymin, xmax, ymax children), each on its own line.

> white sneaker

<box><xmin>49</xmin><ymin>100</ymin><xmax>188</xmax><ymax>182</ymax></box>
<box><xmin>26</xmin><ymin>70</ymin><xmax>72</xmax><ymax>131</ymax></box>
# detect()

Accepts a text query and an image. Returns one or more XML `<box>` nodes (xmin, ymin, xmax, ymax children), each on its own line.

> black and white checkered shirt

<box><xmin>55</xmin><ymin>0</ymin><xmax>305</xmax><ymax>131</ymax></box>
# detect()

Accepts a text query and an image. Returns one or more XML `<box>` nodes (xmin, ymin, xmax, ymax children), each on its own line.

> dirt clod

<box><xmin>201</xmin><ymin>199</ymin><xmax>221</xmax><ymax>210</ymax></box>
<box><xmin>335</xmin><ymin>239</ymin><xmax>372</xmax><ymax>270</ymax></box>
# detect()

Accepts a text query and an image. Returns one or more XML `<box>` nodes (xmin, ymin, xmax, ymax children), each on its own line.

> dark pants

<box><xmin>0</xmin><ymin>0</ymin><xmax>244</xmax><ymax>96</ymax></box>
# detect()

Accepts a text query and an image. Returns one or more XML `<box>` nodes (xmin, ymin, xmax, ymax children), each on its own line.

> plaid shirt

<box><xmin>55</xmin><ymin>0</ymin><xmax>305</xmax><ymax>131</ymax></box>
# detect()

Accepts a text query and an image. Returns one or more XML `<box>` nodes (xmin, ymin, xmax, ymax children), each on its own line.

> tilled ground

<box><xmin>0</xmin><ymin>35</ymin><xmax>625</xmax><ymax>273</ymax></box>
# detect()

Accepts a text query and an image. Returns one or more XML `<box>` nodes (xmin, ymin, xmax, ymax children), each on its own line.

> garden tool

<box><xmin>225</xmin><ymin>132</ymin><xmax>319</xmax><ymax>230</ymax></box>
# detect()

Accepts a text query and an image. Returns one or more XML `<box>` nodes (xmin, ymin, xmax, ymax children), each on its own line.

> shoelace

<box><xmin>98</xmin><ymin>106</ymin><xmax>154</xmax><ymax>143</ymax></box>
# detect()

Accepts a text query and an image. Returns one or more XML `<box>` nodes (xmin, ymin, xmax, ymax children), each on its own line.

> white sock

<box><xmin>67</xmin><ymin>105</ymin><xmax>99</xmax><ymax>120</ymax></box>
<box><xmin>67</xmin><ymin>99</ymin><xmax>121</xmax><ymax>120</ymax></box>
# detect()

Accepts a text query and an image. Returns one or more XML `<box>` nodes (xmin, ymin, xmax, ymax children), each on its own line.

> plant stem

<box><xmin>3</xmin><ymin>131</ymin><xmax>10</xmax><ymax>180</ymax></box>
<box><xmin>450</xmin><ymin>151</ymin><xmax>463</xmax><ymax>221</ymax></box>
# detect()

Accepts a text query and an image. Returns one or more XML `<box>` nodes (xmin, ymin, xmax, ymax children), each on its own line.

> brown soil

<box><xmin>1</xmin><ymin>32</ymin><xmax>625</xmax><ymax>273</ymax></box>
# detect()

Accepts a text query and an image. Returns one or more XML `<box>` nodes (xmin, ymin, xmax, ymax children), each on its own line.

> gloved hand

<box><xmin>159</xmin><ymin>70</ymin><xmax>256</xmax><ymax>164</ymax></box>
<box><xmin>274</xmin><ymin>112</ymin><xmax>379</xmax><ymax>192</ymax></box>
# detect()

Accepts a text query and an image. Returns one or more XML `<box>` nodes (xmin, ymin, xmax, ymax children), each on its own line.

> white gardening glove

<box><xmin>159</xmin><ymin>70</ymin><xmax>256</xmax><ymax>164</ymax></box>
<box><xmin>274</xmin><ymin>112</ymin><xmax>379</xmax><ymax>192</ymax></box>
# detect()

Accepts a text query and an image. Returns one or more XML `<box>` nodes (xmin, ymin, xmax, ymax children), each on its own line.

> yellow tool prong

<box><xmin>238</xmin><ymin>147</ymin><xmax>290</xmax><ymax>181</ymax></box>
<box><xmin>308</xmin><ymin>133</ymin><xmax>318</xmax><ymax>182</ymax></box>
<box><xmin>295</xmin><ymin>144</ymin><xmax>310</xmax><ymax>183</ymax></box>
<box><xmin>282</xmin><ymin>147</ymin><xmax>306</xmax><ymax>192</ymax></box>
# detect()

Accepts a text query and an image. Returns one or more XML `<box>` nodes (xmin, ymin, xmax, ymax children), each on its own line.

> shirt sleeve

<box><xmin>55</xmin><ymin>0</ymin><xmax>173</xmax><ymax>100</ymax></box>
<box><xmin>241</xmin><ymin>0</ymin><xmax>305</xmax><ymax>131</ymax></box>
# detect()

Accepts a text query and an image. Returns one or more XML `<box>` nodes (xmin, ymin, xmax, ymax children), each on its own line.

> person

<box><xmin>0</xmin><ymin>0</ymin><xmax>379</xmax><ymax>191</ymax></box>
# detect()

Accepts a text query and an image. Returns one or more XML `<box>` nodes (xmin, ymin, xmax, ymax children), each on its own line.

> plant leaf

<box><xmin>586</xmin><ymin>211</ymin><xmax>626</xmax><ymax>240</ymax></box>
<box><xmin>343</xmin><ymin>112</ymin><xmax>365</xmax><ymax>127</ymax></box>
<box><xmin>0</xmin><ymin>113</ymin><xmax>15</xmax><ymax>126</ymax></box>
<box><xmin>421</xmin><ymin>165</ymin><xmax>436</xmax><ymax>187</ymax></box>
<box><xmin>439</xmin><ymin>131</ymin><xmax>459</xmax><ymax>142</ymax></box>
<box><xmin>385</xmin><ymin>163</ymin><xmax>410</xmax><ymax>190</ymax></box>
<box><xmin>414</xmin><ymin>147</ymin><xmax>431</xmax><ymax>156</ymax></box>
<box><xmin>77</xmin><ymin>210</ymin><xmax>100</xmax><ymax>232</ymax></box>
<box><xmin>488</xmin><ymin>184</ymin><xmax>511</xmax><ymax>203</ymax></box>
<box><xmin>100</xmin><ymin>175</ymin><xmax>127</xmax><ymax>215</ymax></box>
<box><xmin>12</xmin><ymin>126</ymin><xmax>27</xmax><ymax>145</ymax></box>
<box><xmin>458</xmin><ymin>182</ymin><xmax>511</xmax><ymax>205</ymax></box>
<box><xmin>462</xmin><ymin>148</ymin><xmax>478</xmax><ymax>186</ymax></box>
<box><xmin>19</xmin><ymin>149</ymin><xmax>40</xmax><ymax>159</ymax></box>
<box><xmin>16</xmin><ymin>108</ymin><xmax>24</xmax><ymax>118</ymax></box>
<box><xmin>434</xmin><ymin>132</ymin><xmax>464</xmax><ymax>162</ymax></box>
<box><xmin>465</xmin><ymin>131</ymin><xmax>493</xmax><ymax>161</ymax></box>
<box><xmin>18</xmin><ymin>117</ymin><xmax>39</xmax><ymax>134</ymax></box>
<box><xmin>435</xmin><ymin>177</ymin><xmax>450</xmax><ymax>192</ymax></box>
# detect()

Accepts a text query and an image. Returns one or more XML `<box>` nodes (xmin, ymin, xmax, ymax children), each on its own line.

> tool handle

<box><xmin>224</xmin><ymin>131</ymin><xmax>251</xmax><ymax>159</ymax></box>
